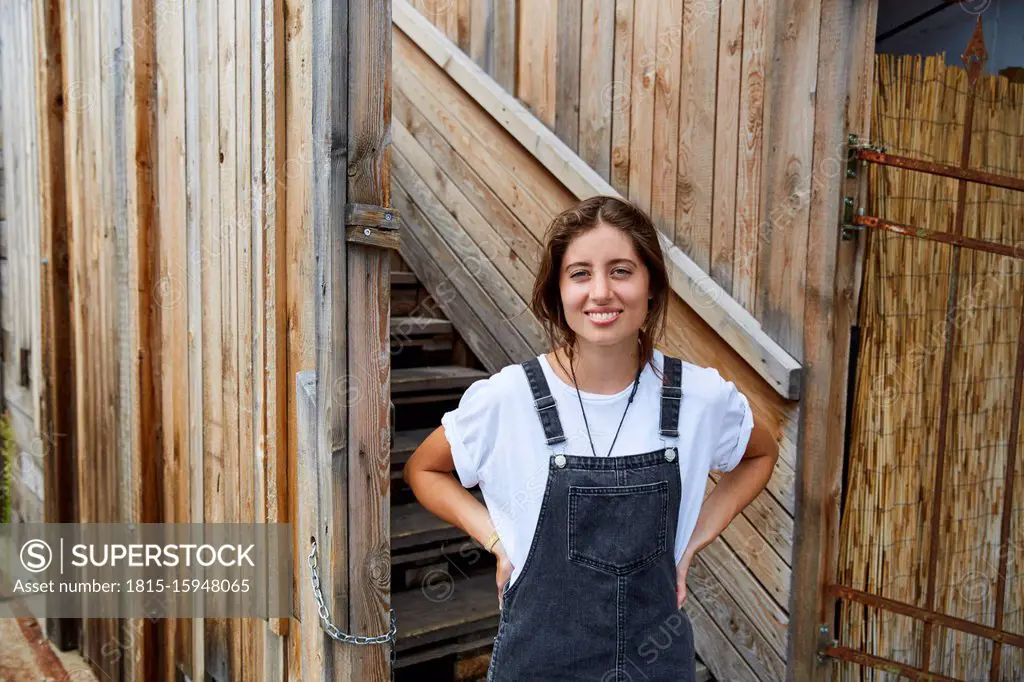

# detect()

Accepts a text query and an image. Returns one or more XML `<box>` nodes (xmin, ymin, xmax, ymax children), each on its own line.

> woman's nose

<box><xmin>590</xmin><ymin>274</ymin><xmax>611</xmax><ymax>300</ymax></box>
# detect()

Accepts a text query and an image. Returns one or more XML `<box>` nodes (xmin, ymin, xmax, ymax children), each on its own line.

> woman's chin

<box><xmin>572</xmin><ymin>323</ymin><xmax>641</xmax><ymax>347</ymax></box>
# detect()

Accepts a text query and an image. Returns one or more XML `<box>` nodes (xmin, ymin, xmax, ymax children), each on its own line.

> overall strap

<box><xmin>660</xmin><ymin>356</ymin><xmax>683</xmax><ymax>438</ymax></box>
<box><xmin>520</xmin><ymin>357</ymin><xmax>567</xmax><ymax>446</ymax></box>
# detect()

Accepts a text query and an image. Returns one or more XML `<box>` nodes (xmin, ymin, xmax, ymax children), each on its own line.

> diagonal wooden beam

<box><xmin>392</xmin><ymin>0</ymin><xmax>802</xmax><ymax>400</ymax></box>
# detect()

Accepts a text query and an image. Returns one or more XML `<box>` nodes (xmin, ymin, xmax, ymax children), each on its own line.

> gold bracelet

<box><xmin>484</xmin><ymin>530</ymin><xmax>501</xmax><ymax>553</ymax></box>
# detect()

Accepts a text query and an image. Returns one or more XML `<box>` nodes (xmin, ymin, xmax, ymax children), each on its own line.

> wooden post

<box><xmin>786</xmin><ymin>0</ymin><xmax>876</xmax><ymax>679</ymax></box>
<box><xmin>311</xmin><ymin>0</ymin><xmax>394</xmax><ymax>680</ymax></box>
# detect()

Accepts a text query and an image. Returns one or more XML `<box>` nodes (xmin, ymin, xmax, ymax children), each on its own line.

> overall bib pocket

<box><xmin>567</xmin><ymin>480</ymin><xmax>669</xmax><ymax>575</ymax></box>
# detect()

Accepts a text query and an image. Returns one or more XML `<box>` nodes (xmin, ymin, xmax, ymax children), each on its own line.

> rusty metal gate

<box><xmin>825</xmin><ymin>18</ymin><xmax>1024</xmax><ymax>682</ymax></box>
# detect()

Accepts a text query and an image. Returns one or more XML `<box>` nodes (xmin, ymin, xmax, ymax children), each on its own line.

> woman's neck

<box><xmin>550</xmin><ymin>337</ymin><xmax>642</xmax><ymax>395</ymax></box>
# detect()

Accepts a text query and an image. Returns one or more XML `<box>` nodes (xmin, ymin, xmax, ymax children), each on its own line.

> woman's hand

<box><xmin>494</xmin><ymin>541</ymin><xmax>514</xmax><ymax>610</ymax></box>
<box><xmin>675</xmin><ymin>550</ymin><xmax>694</xmax><ymax>609</ymax></box>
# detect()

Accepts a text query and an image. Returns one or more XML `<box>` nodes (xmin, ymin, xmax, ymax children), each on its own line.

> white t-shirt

<box><xmin>441</xmin><ymin>348</ymin><xmax>755</xmax><ymax>588</ymax></box>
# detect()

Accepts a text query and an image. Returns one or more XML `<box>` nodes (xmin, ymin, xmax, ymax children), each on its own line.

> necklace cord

<box><xmin>570</xmin><ymin>357</ymin><xmax>643</xmax><ymax>458</ymax></box>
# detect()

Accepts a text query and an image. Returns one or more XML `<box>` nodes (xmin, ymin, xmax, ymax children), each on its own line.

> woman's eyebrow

<box><xmin>565</xmin><ymin>258</ymin><xmax>637</xmax><ymax>270</ymax></box>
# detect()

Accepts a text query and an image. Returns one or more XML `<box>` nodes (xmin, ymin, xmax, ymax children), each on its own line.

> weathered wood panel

<box><xmin>0</xmin><ymin>0</ymin><xmax>44</xmax><ymax>527</ymax></box>
<box><xmin>1</xmin><ymin>0</ymin><xmax>309</xmax><ymax>677</ymax></box>
<box><xmin>406</xmin><ymin>0</ymin><xmax>815</xmax><ymax>378</ymax></box>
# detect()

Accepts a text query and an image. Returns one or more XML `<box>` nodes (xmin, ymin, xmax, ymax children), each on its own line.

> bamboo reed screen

<box><xmin>836</xmin><ymin>52</ymin><xmax>1024</xmax><ymax>681</ymax></box>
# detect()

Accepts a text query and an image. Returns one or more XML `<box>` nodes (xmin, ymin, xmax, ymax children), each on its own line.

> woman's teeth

<box><xmin>587</xmin><ymin>311</ymin><xmax>620</xmax><ymax>321</ymax></box>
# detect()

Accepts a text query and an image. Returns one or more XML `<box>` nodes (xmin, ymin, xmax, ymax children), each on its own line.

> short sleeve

<box><xmin>440</xmin><ymin>375</ymin><xmax>504</xmax><ymax>488</ymax></box>
<box><xmin>712</xmin><ymin>377</ymin><xmax>754</xmax><ymax>473</ymax></box>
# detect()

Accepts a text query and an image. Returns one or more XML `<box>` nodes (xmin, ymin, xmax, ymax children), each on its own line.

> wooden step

<box><xmin>391</xmin><ymin>427</ymin><xmax>433</xmax><ymax>480</ymax></box>
<box><xmin>391</xmin><ymin>270</ymin><xmax>419</xmax><ymax>286</ymax></box>
<box><xmin>391</xmin><ymin>492</ymin><xmax>483</xmax><ymax>551</ymax></box>
<box><xmin>391</xmin><ymin>316</ymin><xmax>451</xmax><ymax>336</ymax></box>
<box><xmin>396</xmin><ymin>633</ymin><xmax>496</xmax><ymax>670</ymax></box>
<box><xmin>392</xmin><ymin>365</ymin><xmax>487</xmax><ymax>394</ymax></box>
<box><xmin>394</xmin><ymin>572</ymin><xmax>500</xmax><ymax>655</ymax></box>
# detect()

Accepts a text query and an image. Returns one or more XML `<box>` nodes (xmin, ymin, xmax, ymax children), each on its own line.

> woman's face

<box><xmin>559</xmin><ymin>223</ymin><xmax>651</xmax><ymax>348</ymax></box>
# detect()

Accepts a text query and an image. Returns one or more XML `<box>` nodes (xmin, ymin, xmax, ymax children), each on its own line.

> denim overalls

<box><xmin>487</xmin><ymin>355</ymin><xmax>697</xmax><ymax>682</ymax></box>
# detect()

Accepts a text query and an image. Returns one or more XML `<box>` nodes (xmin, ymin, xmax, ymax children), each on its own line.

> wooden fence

<box><xmin>0</xmin><ymin>0</ymin><xmax>370</xmax><ymax>678</ymax></box>
<box><xmin>836</xmin><ymin>49</ymin><xmax>1024</xmax><ymax>681</ymax></box>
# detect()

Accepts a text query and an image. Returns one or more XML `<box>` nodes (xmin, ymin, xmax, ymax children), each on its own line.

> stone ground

<box><xmin>0</xmin><ymin>618</ymin><xmax>96</xmax><ymax>682</ymax></box>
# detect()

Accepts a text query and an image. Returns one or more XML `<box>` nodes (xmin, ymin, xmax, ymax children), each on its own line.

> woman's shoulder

<box><xmin>655</xmin><ymin>350</ymin><xmax>732</xmax><ymax>403</ymax></box>
<box><xmin>461</xmin><ymin>359</ymin><xmax>533</xmax><ymax>406</ymax></box>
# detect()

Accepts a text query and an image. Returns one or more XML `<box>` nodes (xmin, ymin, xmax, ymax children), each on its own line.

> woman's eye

<box><xmin>570</xmin><ymin>271</ymin><xmax>588</xmax><ymax>279</ymax></box>
<box><xmin>613</xmin><ymin>267</ymin><xmax>631</xmax><ymax>276</ymax></box>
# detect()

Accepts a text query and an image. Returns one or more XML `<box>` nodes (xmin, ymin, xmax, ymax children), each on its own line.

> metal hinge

<box><xmin>840</xmin><ymin>197</ymin><xmax>864</xmax><ymax>241</ymax></box>
<box><xmin>817</xmin><ymin>623</ymin><xmax>838</xmax><ymax>663</ymax></box>
<box><xmin>345</xmin><ymin>203</ymin><xmax>401</xmax><ymax>250</ymax></box>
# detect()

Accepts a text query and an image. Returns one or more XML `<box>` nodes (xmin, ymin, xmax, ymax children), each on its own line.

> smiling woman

<box><xmin>404</xmin><ymin>195</ymin><xmax>777</xmax><ymax>682</ymax></box>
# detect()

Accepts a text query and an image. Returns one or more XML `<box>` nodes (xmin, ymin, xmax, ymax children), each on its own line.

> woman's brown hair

<box><xmin>530</xmin><ymin>195</ymin><xmax>669</xmax><ymax>379</ymax></box>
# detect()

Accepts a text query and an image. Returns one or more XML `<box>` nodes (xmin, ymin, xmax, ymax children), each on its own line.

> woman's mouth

<box><xmin>585</xmin><ymin>310</ymin><xmax>621</xmax><ymax>325</ymax></box>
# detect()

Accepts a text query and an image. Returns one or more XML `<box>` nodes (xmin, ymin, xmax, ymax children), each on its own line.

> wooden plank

<box><xmin>710</xmin><ymin>0</ymin><xmax>743</xmax><ymax>290</ymax></box>
<box><xmin>675</xmin><ymin>0</ymin><xmax>719</xmax><ymax>271</ymax></box>
<box><xmin>297</xmin><ymin>371</ymin><xmax>331</xmax><ymax>682</ymax></box>
<box><xmin>396</xmin><ymin>204</ymin><xmax>512</xmax><ymax>373</ymax></box>
<box><xmin>650</xmin><ymin>0</ymin><xmax>682</xmax><ymax>233</ymax></box>
<box><xmin>787</xmin><ymin>0</ymin><xmax>865</xmax><ymax>678</ymax></box>
<box><xmin>391</xmin><ymin>174</ymin><xmax>538</xmax><ymax>362</ymax></box>
<box><xmin>577</xmin><ymin>0</ymin><xmax>613</xmax><ymax>179</ymax></box>
<box><xmin>704</xmin><ymin>478</ymin><xmax>791</xmax><ymax>608</ymax></box>
<box><xmin>391</xmin><ymin>316</ymin><xmax>452</xmax><ymax>335</ymax></box>
<box><xmin>184</xmin><ymin>0</ymin><xmax>207</xmax><ymax>674</ymax></box>
<box><xmin>155</xmin><ymin>0</ymin><xmax>193</xmax><ymax>671</ymax></box>
<box><xmin>391</xmin><ymin>493</ymin><xmax>481</xmax><ymax>549</ymax></box>
<box><xmin>391</xmin><ymin>88</ymin><xmax>542</xmax><ymax>272</ymax></box>
<box><xmin>609</xmin><ymin>0</ymin><xmax>632</xmax><ymax>193</ymax></box>
<box><xmin>733</xmin><ymin>0</ymin><xmax>770</xmax><ymax>312</ymax></box>
<box><xmin>392</xmin><ymin>134</ymin><xmax>544</xmax><ymax>348</ymax></box>
<box><xmin>264</xmin><ymin>0</ymin><xmax>288</xmax><ymax>642</ymax></box>
<box><xmin>491</xmin><ymin>0</ymin><xmax>516</xmax><ymax>93</ymax></box>
<box><xmin>195</xmin><ymin>0</ymin><xmax>224</xmax><ymax>674</ymax></box>
<box><xmin>516</xmin><ymin>0</ymin><xmax>556</xmax><ymax>127</ymax></box>
<box><xmin>35</xmin><ymin>0</ymin><xmax>78</xmax><ymax>652</ymax></box>
<box><xmin>710</xmin><ymin>471</ymin><xmax>793</xmax><ymax>564</ymax></box>
<box><xmin>393</xmin><ymin>0</ymin><xmax>802</xmax><ymax>399</ymax></box>
<box><xmin>57</xmin><ymin>0</ymin><xmax>87</xmax><ymax>654</ymax></box>
<box><xmin>468</xmin><ymin>0</ymin><xmax>491</xmax><ymax>75</ymax></box>
<box><xmin>346</xmin><ymin>1</ymin><xmax>393</xmax><ymax>678</ymax></box>
<box><xmin>391</xmin><ymin>365</ymin><xmax>488</xmax><ymax>393</ymax></box>
<box><xmin>554</xmin><ymin>0</ymin><xmax>581</xmax><ymax>149</ymax></box>
<box><xmin>757</xmin><ymin>0</ymin><xmax>821</xmax><ymax>353</ymax></box>
<box><xmin>234</xmin><ymin>0</ymin><xmax>266</xmax><ymax>671</ymax></box>
<box><xmin>393</xmin><ymin>30</ymin><xmax>575</xmax><ymax>236</ymax></box>
<box><xmin>109</xmin><ymin>0</ymin><xmax>144</xmax><ymax>673</ymax></box>
<box><xmin>687</xmin><ymin>555</ymin><xmax>786</xmax><ymax>681</ymax></box>
<box><xmin>219</xmin><ymin>0</ymin><xmax>242</xmax><ymax>669</ymax></box>
<box><xmin>456</xmin><ymin>0</ymin><xmax>471</xmax><ymax>52</ymax></box>
<box><xmin>284</xmin><ymin>0</ymin><xmax>313</xmax><ymax>649</ymax></box>
<box><xmin>700</xmin><ymin>535</ymin><xmax>788</xmax><ymax>657</ymax></box>
<box><xmin>393</xmin><ymin>572</ymin><xmax>499</xmax><ymax>652</ymax></box>
<box><xmin>311</xmin><ymin>0</ymin><xmax>351</xmax><ymax>673</ymax></box>
<box><xmin>626</xmin><ymin>0</ymin><xmax>656</xmax><ymax>213</ymax></box>
<box><xmin>684</xmin><ymin>589</ymin><xmax>761</xmax><ymax>682</ymax></box>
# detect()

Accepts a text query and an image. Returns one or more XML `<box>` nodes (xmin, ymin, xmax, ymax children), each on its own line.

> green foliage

<box><xmin>0</xmin><ymin>411</ymin><xmax>14</xmax><ymax>524</ymax></box>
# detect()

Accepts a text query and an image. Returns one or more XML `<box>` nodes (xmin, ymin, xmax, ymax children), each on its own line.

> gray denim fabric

<box><xmin>487</xmin><ymin>359</ymin><xmax>696</xmax><ymax>682</ymax></box>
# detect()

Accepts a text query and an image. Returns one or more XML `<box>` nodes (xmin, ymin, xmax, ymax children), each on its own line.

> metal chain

<box><xmin>307</xmin><ymin>538</ymin><xmax>398</xmax><ymax>678</ymax></box>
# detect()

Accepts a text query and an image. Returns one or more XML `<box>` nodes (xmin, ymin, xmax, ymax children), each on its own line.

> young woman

<box><xmin>404</xmin><ymin>196</ymin><xmax>779</xmax><ymax>681</ymax></box>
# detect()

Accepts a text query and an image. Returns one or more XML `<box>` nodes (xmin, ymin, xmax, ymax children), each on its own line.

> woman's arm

<box><xmin>403</xmin><ymin>427</ymin><xmax>514</xmax><ymax>606</ymax></box>
<box><xmin>684</xmin><ymin>420</ymin><xmax>778</xmax><ymax>557</ymax></box>
<box><xmin>675</xmin><ymin>419</ymin><xmax>778</xmax><ymax>607</ymax></box>
<box><xmin>403</xmin><ymin>427</ymin><xmax>498</xmax><ymax>551</ymax></box>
